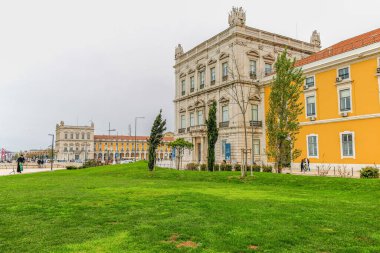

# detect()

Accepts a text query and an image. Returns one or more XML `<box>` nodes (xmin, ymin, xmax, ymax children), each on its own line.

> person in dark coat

<box><xmin>17</xmin><ymin>155</ymin><xmax>25</xmax><ymax>173</ymax></box>
<box><xmin>300</xmin><ymin>158</ymin><xmax>304</xmax><ymax>172</ymax></box>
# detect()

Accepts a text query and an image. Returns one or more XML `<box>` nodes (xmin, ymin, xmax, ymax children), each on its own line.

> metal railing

<box><xmin>219</xmin><ymin>121</ymin><xmax>229</xmax><ymax>128</ymax></box>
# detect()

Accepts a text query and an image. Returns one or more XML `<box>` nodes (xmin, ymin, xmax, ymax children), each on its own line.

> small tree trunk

<box><xmin>242</xmin><ymin>115</ymin><xmax>248</xmax><ymax>177</ymax></box>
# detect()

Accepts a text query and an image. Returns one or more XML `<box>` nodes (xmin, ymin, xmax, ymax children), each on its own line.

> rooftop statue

<box><xmin>310</xmin><ymin>30</ymin><xmax>321</xmax><ymax>47</ymax></box>
<box><xmin>228</xmin><ymin>7</ymin><xmax>246</xmax><ymax>27</ymax></box>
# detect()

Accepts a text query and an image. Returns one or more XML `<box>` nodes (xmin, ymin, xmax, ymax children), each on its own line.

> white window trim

<box><xmin>377</xmin><ymin>57</ymin><xmax>380</xmax><ymax>102</ymax></box>
<box><xmin>340</xmin><ymin>131</ymin><xmax>356</xmax><ymax>159</ymax></box>
<box><xmin>337</xmin><ymin>65</ymin><xmax>351</xmax><ymax>81</ymax></box>
<box><xmin>337</xmin><ymin>86</ymin><xmax>353</xmax><ymax>114</ymax></box>
<box><xmin>306</xmin><ymin>134</ymin><xmax>319</xmax><ymax>159</ymax></box>
<box><xmin>222</xmin><ymin>62</ymin><xmax>228</xmax><ymax>77</ymax></box>
<box><xmin>304</xmin><ymin>92</ymin><xmax>317</xmax><ymax>119</ymax></box>
<box><xmin>180</xmin><ymin>114</ymin><xmax>186</xmax><ymax>129</ymax></box>
<box><xmin>305</xmin><ymin>75</ymin><xmax>316</xmax><ymax>88</ymax></box>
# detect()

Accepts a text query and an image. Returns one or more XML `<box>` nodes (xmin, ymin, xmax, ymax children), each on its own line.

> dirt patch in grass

<box><xmin>176</xmin><ymin>241</ymin><xmax>198</xmax><ymax>248</ymax></box>
<box><xmin>248</xmin><ymin>245</ymin><xmax>258</xmax><ymax>250</ymax></box>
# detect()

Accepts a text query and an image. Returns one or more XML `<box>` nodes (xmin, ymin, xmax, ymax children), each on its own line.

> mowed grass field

<box><xmin>0</xmin><ymin>162</ymin><xmax>379</xmax><ymax>253</ymax></box>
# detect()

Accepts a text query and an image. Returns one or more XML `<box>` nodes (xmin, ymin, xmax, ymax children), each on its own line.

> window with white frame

<box><xmin>222</xmin><ymin>105</ymin><xmax>229</xmax><ymax>122</ymax></box>
<box><xmin>199</xmin><ymin>71</ymin><xmax>205</xmax><ymax>88</ymax></box>
<box><xmin>197</xmin><ymin>111</ymin><xmax>203</xmax><ymax>125</ymax></box>
<box><xmin>253</xmin><ymin>139</ymin><xmax>260</xmax><ymax>155</ymax></box>
<box><xmin>181</xmin><ymin>80</ymin><xmax>186</xmax><ymax>95</ymax></box>
<box><xmin>341</xmin><ymin>132</ymin><xmax>354</xmax><ymax>157</ymax></box>
<box><xmin>306</xmin><ymin>96</ymin><xmax>316</xmax><ymax>116</ymax></box>
<box><xmin>82</xmin><ymin>133</ymin><xmax>85</xmax><ymax>139</ymax></box>
<box><xmin>265</xmin><ymin>63</ymin><xmax>272</xmax><ymax>75</ymax></box>
<box><xmin>87</xmin><ymin>133</ymin><xmax>90</xmax><ymax>139</ymax></box>
<box><xmin>339</xmin><ymin>89</ymin><xmax>351</xmax><ymax>112</ymax></box>
<box><xmin>190</xmin><ymin>76</ymin><xmax>195</xmax><ymax>91</ymax></box>
<box><xmin>210</xmin><ymin>68</ymin><xmax>216</xmax><ymax>82</ymax></box>
<box><xmin>64</xmin><ymin>133</ymin><xmax>68</xmax><ymax>139</ymax></box>
<box><xmin>305</xmin><ymin>76</ymin><xmax>315</xmax><ymax>88</ymax></box>
<box><xmin>249</xmin><ymin>60</ymin><xmax>257</xmax><ymax>75</ymax></box>
<box><xmin>307</xmin><ymin>135</ymin><xmax>318</xmax><ymax>157</ymax></box>
<box><xmin>190</xmin><ymin>112</ymin><xmax>195</xmax><ymax>127</ymax></box>
<box><xmin>222</xmin><ymin>62</ymin><xmax>228</xmax><ymax>77</ymax></box>
<box><xmin>180</xmin><ymin>115</ymin><xmax>186</xmax><ymax>129</ymax></box>
<box><xmin>251</xmin><ymin>104</ymin><xmax>258</xmax><ymax>121</ymax></box>
<box><xmin>338</xmin><ymin>67</ymin><xmax>350</xmax><ymax>80</ymax></box>
<box><xmin>221</xmin><ymin>139</ymin><xmax>227</xmax><ymax>158</ymax></box>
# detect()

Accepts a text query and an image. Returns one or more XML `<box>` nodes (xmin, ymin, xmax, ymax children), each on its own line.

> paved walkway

<box><xmin>0</xmin><ymin>167</ymin><xmax>66</xmax><ymax>176</ymax></box>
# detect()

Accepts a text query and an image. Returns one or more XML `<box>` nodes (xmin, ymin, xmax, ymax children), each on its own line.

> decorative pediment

<box><xmin>179</xmin><ymin>72</ymin><xmax>186</xmax><ymax>78</ymax></box>
<box><xmin>179</xmin><ymin>107</ymin><xmax>186</xmax><ymax>113</ymax></box>
<box><xmin>246</xmin><ymin>50</ymin><xmax>259</xmax><ymax>58</ymax></box>
<box><xmin>188</xmin><ymin>68</ymin><xmax>195</xmax><ymax>74</ymax></box>
<box><xmin>208</xmin><ymin>58</ymin><xmax>217</xmax><ymax>65</ymax></box>
<box><xmin>194</xmin><ymin>99</ymin><xmax>205</xmax><ymax>108</ymax></box>
<box><xmin>197</xmin><ymin>63</ymin><xmax>206</xmax><ymax>70</ymax></box>
<box><xmin>187</xmin><ymin>104</ymin><xmax>195</xmax><ymax>111</ymax></box>
<box><xmin>249</xmin><ymin>93</ymin><xmax>261</xmax><ymax>102</ymax></box>
<box><xmin>263</xmin><ymin>53</ymin><xmax>275</xmax><ymax>62</ymax></box>
<box><xmin>219</xmin><ymin>52</ymin><xmax>229</xmax><ymax>60</ymax></box>
<box><xmin>219</xmin><ymin>96</ymin><xmax>230</xmax><ymax>104</ymax></box>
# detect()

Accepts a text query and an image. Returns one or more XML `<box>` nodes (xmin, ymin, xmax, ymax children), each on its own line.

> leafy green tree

<box><xmin>147</xmin><ymin>109</ymin><xmax>167</xmax><ymax>171</ymax></box>
<box><xmin>206</xmin><ymin>101</ymin><xmax>218</xmax><ymax>171</ymax></box>
<box><xmin>266</xmin><ymin>50</ymin><xmax>304</xmax><ymax>173</ymax></box>
<box><xmin>168</xmin><ymin>138</ymin><xmax>193</xmax><ymax>170</ymax></box>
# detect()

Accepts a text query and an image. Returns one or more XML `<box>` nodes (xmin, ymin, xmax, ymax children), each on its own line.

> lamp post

<box><xmin>48</xmin><ymin>134</ymin><xmax>54</xmax><ymax>171</ymax></box>
<box><xmin>107</xmin><ymin>122</ymin><xmax>116</xmax><ymax>164</ymax></box>
<box><xmin>134</xmin><ymin>116</ymin><xmax>145</xmax><ymax>161</ymax></box>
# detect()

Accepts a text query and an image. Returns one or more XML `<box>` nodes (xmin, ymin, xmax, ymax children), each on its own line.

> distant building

<box><xmin>55</xmin><ymin>121</ymin><xmax>95</xmax><ymax>161</ymax></box>
<box><xmin>173</xmin><ymin>7</ymin><xmax>320</xmax><ymax>165</ymax></box>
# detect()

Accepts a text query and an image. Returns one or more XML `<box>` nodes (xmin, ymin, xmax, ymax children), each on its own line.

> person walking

<box><xmin>16</xmin><ymin>154</ymin><xmax>25</xmax><ymax>173</ymax></box>
<box><xmin>306</xmin><ymin>158</ymin><xmax>310</xmax><ymax>172</ymax></box>
<box><xmin>300</xmin><ymin>158</ymin><xmax>304</xmax><ymax>172</ymax></box>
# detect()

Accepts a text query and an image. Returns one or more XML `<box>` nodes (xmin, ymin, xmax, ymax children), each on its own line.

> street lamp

<box><xmin>48</xmin><ymin>134</ymin><xmax>54</xmax><ymax>171</ymax></box>
<box><xmin>134</xmin><ymin>116</ymin><xmax>145</xmax><ymax>161</ymax></box>
<box><xmin>107</xmin><ymin>122</ymin><xmax>116</xmax><ymax>164</ymax></box>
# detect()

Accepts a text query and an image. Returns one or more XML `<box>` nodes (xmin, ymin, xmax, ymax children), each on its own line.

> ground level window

<box><xmin>341</xmin><ymin>133</ymin><xmax>354</xmax><ymax>157</ymax></box>
<box><xmin>307</xmin><ymin>135</ymin><xmax>318</xmax><ymax>157</ymax></box>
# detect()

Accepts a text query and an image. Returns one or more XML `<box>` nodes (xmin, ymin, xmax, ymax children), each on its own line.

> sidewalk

<box><xmin>0</xmin><ymin>167</ymin><xmax>66</xmax><ymax>176</ymax></box>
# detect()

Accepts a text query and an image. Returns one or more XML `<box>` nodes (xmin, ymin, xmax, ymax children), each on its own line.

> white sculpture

<box><xmin>175</xmin><ymin>44</ymin><xmax>184</xmax><ymax>59</ymax></box>
<box><xmin>228</xmin><ymin>7</ymin><xmax>246</xmax><ymax>27</ymax></box>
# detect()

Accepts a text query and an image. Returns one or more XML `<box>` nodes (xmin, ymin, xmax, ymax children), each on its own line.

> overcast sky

<box><xmin>0</xmin><ymin>0</ymin><xmax>378</xmax><ymax>151</ymax></box>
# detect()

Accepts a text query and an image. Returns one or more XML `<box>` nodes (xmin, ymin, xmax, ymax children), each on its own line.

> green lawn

<box><xmin>0</xmin><ymin>162</ymin><xmax>379</xmax><ymax>253</ymax></box>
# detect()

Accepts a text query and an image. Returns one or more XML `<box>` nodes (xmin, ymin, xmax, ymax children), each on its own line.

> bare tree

<box><xmin>223</xmin><ymin>44</ymin><xmax>259</xmax><ymax>177</ymax></box>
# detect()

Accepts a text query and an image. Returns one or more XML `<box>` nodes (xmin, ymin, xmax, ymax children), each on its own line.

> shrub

<box><xmin>186</xmin><ymin>163</ymin><xmax>198</xmax><ymax>171</ymax></box>
<box><xmin>220</xmin><ymin>164</ymin><xmax>226</xmax><ymax>171</ymax></box>
<box><xmin>252</xmin><ymin>164</ymin><xmax>261</xmax><ymax>172</ymax></box>
<box><xmin>225</xmin><ymin>164</ymin><xmax>233</xmax><ymax>171</ymax></box>
<box><xmin>214</xmin><ymin>164</ymin><xmax>220</xmax><ymax>171</ymax></box>
<box><xmin>66</xmin><ymin>166</ymin><xmax>79</xmax><ymax>170</ymax></box>
<box><xmin>360</xmin><ymin>167</ymin><xmax>379</xmax><ymax>179</ymax></box>
<box><xmin>262</xmin><ymin>165</ymin><xmax>273</xmax><ymax>173</ymax></box>
<box><xmin>200</xmin><ymin>164</ymin><xmax>207</xmax><ymax>171</ymax></box>
<box><xmin>234</xmin><ymin>164</ymin><xmax>241</xmax><ymax>171</ymax></box>
<box><xmin>82</xmin><ymin>160</ymin><xmax>98</xmax><ymax>168</ymax></box>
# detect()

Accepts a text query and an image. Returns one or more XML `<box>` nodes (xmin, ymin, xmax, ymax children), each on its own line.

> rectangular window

<box><xmin>222</xmin><ymin>139</ymin><xmax>227</xmax><ymax>158</ymax></box>
<box><xmin>190</xmin><ymin>112</ymin><xmax>195</xmax><ymax>127</ymax></box>
<box><xmin>339</xmin><ymin>89</ymin><xmax>351</xmax><ymax>112</ymax></box>
<box><xmin>197</xmin><ymin>111</ymin><xmax>203</xmax><ymax>125</ymax></box>
<box><xmin>253</xmin><ymin>139</ymin><xmax>260</xmax><ymax>155</ymax></box>
<box><xmin>341</xmin><ymin>133</ymin><xmax>354</xmax><ymax>157</ymax></box>
<box><xmin>265</xmin><ymin>63</ymin><xmax>272</xmax><ymax>75</ymax></box>
<box><xmin>222</xmin><ymin>62</ymin><xmax>228</xmax><ymax>77</ymax></box>
<box><xmin>222</xmin><ymin>106</ymin><xmax>229</xmax><ymax>122</ymax></box>
<box><xmin>306</xmin><ymin>96</ymin><xmax>316</xmax><ymax>116</ymax></box>
<box><xmin>70</xmin><ymin>133</ymin><xmax>73</xmax><ymax>139</ymax></box>
<box><xmin>82</xmin><ymin>133</ymin><xmax>85</xmax><ymax>139</ymax></box>
<box><xmin>181</xmin><ymin>80</ymin><xmax>186</xmax><ymax>96</ymax></box>
<box><xmin>251</xmin><ymin>104</ymin><xmax>258</xmax><ymax>121</ymax></box>
<box><xmin>190</xmin><ymin>76</ymin><xmax>195</xmax><ymax>92</ymax></box>
<box><xmin>250</xmin><ymin>60</ymin><xmax>257</xmax><ymax>75</ymax></box>
<box><xmin>338</xmin><ymin>67</ymin><xmax>350</xmax><ymax>80</ymax></box>
<box><xmin>76</xmin><ymin>133</ymin><xmax>79</xmax><ymax>139</ymax></box>
<box><xmin>180</xmin><ymin>115</ymin><xmax>186</xmax><ymax>128</ymax></box>
<box><xmin>87</xmin><ymin>133</ymin><xmax>90</xmax><ymax>139</ymax></box>
<box><xmin>65</xmin><ymin>133</ymin><xmax>67</xmax><ymax>139</ymax></box>
<box><xmin>305</xmin><ymin>76</ymin><xmax>315</xmax><ymax>88</ymax></box>
<box><xmin>199</xmin><ymin>71</ymin><xmax>205</xmax><ymax>88</ymax></box>
<box><xmin>307</xmin><ymin>135</ymin><xmax>318</xmax><ymax>157</ymax></box>
<box><xmin>210</xmin><ymin>68</ymin><xmax>216</xmax><ymax>82</ymax></box>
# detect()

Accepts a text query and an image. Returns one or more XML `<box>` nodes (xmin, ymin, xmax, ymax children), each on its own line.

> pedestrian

<box><xmin>17</xmin><ymin>154</ymin><xmax>25</xmax><ymax>173</ymax></box>
<box><xmin>306</xmin><ymin>158</ymin><xmax>310</xmax><ymax>172</ymax></box>
<box><xmin>300</xmin><ymin>158</ymin><xmax>304</xmax><ymax>172</ymax></box>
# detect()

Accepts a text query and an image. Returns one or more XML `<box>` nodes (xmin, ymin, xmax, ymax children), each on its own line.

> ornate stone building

<box><xmin>173</xmin><ymin>7</ymin><xmax>321</xmax><ymax>165</ymax></box>
<box><xmin>55</xmin><ymin>121</ymin><xmax>95</xmax><ymax>161</ymax></box>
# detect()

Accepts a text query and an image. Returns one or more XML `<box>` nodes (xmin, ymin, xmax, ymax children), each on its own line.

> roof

<box><xmin>94</xmin><ymin>135</ymin><xmax>174</xmax><ymax>142</ymax></box>
<box><xmin>296</xmin><ymin>28</ymin><xmax>380</xmax><ymax>67</ymax></box>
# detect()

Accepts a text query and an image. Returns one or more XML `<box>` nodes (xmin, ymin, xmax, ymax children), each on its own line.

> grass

<box><xmin>0</xmin><ymin>161</ymin><xmax>379</xmax><ymax>253</ymax></box>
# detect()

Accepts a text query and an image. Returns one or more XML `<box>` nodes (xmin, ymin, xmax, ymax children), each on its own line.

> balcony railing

<box><xmin>200</xmin><ymin>84</ymin><xmax>205</xmax><ymax>89</ymax></box>
<box><xmin>219</xmin><ymin>121</ymin><xmax>229</xmax><ymax>128</ymax></box>
<box><xmin>250</xmin><ymin>72</ymin><xmax>257</xmax><ymax>80</ymax></box>
<box><xmin>210</xmin><ymin>80</ymin><xmax>215</xmax><ymax>85</ymax></box>
<box><xmin>249</xmin><ymin>120</ymin><xmax>262</xmax><ymax>127</ymax></box>
<box><xmin>188</xmin><ymin>125</ymin><xmax>207</xmax><ymax>133</ymax></box>
<box><xmin>178</xmin><ymin>128</ymin><xmax>186</xmax><ymax>134</ymax></box>
<box><xmin>181</xmin><ymin>91</ymin><xmax>185</xmax><ymax>96</ymax></box>
<box><xmin>222</xmin><ymin>75</ymin><xmax>228</xmax><ymax>81</ymax></box>
<box><xmin>190</xmin><ymin>87</ymin><xmax>195</xmax><ymax>92</ymax></box>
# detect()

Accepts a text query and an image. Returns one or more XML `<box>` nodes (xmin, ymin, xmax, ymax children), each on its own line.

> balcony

<box><xmin>200</xmin><ymin>84</ymin><xmax>205</xmax><ymax>89</ymax></box>
<box><xmin>249</xmin><ymin>120</ymin><xmax>262</xmax><ymax>127</ymax></box>
<box><xmin>178</xmin><ymin>128</ymin><xmax>186</xmax><ymax>134</ymax></box>
<box><xmin>210</xmin><ymin>80</ymin><xmax>215</xmax><ymax>85</ymax></box>
<box><xmin>219</xmin><ymin>121</ymin><xmax>229</xmax><ymax>128</ymax></box>
<box><xmin>222</xmin><ymin>75</ymin><xmax>228</xmax><ymax>81</ymax></box>
<box><xmin>190</xmin><ymin>87</ymin><xmax>195</xmax><ymax>92</ymax></box>
<box><xmin>188</xmin><ymin>125</ymin><xmax>207</xmax><ymax>133</ymax></box>
<box><xmin>250</xmin><ymin>72</ymin><xmax>257</xmax><ymax>80</ymax></box>
<box><xmin>181</xmin><ymin>91</ymin><xmax>185</xmax><ymax>96</ymax></box>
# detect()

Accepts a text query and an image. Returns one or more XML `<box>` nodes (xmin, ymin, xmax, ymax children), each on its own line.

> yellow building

<box><xmin>264</xmin><ymin>28</ymin><xmax>380</xmax><ymax>170</ymax></box>
<box><xmin>93</xmin><ymin>132</ymin><xmax>174</xmax><ymax>162</ymax></box>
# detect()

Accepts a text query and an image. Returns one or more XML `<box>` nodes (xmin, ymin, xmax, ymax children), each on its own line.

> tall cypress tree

<box><xmin>147</xmin><ymin>109</ymin><xmax>166</xmax><ymax>171</ymax></box>
<box><xmin>266</xmin><ymin>50</ymin><xmax>304</xmax><ymax>173</ymax></box>
<box><xmin>206</xmin><ymin>101</ymin><xmax>218</xmax><ymax>171</ymax></box>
